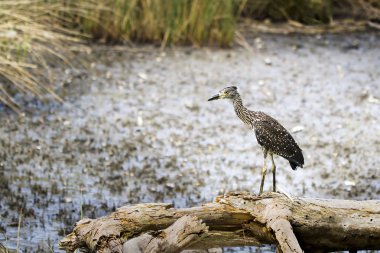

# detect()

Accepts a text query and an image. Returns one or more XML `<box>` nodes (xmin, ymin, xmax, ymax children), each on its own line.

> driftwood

<box><xmin>123</xmin><ymin>215</ymin><xmax>208</xmax><ymax>253</ymax></box>
<box><xmin>59</xmin><ymin>192</ymin><xmax>380</xmax><ymax>253</ymax></box>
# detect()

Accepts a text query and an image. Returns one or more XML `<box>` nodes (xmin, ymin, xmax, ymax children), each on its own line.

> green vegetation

<box><xmin>75</xmin><ymin>0</ymin><xmax>242</xmax><ymax>47</ymax></box>
<box><xmin>0</xmin><ymin>0</ymin><xmax>379</xmax><ymax>111</ymax></box>
<box><xmin>73</xmin><ymin>0</ymin><xmax>380</xmax><ymax>44</ymax></box>
<box><xmin>240</xmin><ymin>0</ymin><xmax>380</xmax><ymax>24</ymax></box>
<box><xmin>241</xmin><ymin>0</ymin><xmax>333</xmax><ymax>24</ymax></box>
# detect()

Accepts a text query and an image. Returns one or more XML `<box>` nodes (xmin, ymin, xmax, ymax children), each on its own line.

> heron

<box><xmin>208</xmin><ymin>86</ymin><xmax>304</xmax><ymax>194</ymax></box>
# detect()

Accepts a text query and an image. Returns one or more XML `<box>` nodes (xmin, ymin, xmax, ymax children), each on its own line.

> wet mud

<box><xmin>0</xmin><ymin>32</ymin><xmax>379</xmax><ymax>252</ymax></box>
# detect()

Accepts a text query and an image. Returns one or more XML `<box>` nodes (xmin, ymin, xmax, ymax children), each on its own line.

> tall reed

<box><xmin>1</xmin><ymin>0</ymin><xmax>378</xmax><ymax>111</ymax></box>
<box><xmin>73</xmin><ymin>0</ymin><xmax>242</xmax><ymax>47</ymax></box>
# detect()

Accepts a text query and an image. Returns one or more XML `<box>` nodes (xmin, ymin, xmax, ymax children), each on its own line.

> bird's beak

<box><xmin>208</xmin><ymin>94</ymin><xmax>220</xmax><ymax>101</ymax></box>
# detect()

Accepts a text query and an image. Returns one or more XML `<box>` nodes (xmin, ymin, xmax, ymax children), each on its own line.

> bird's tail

<box><xmin>289</xmin><ymin>149</ymin><xmax>304</xmax><ymax>170</ymax></box>
<box><xmin>289</xmin><ymin>160</ymin><xmax>300</xmax><ymax>170</ymax></box>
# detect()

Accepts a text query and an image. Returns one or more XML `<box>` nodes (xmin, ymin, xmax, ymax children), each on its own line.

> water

<box><xmin>0</xmin><ymin>32</ymin><xmax>379</xmax><ymax>252</ymax></box>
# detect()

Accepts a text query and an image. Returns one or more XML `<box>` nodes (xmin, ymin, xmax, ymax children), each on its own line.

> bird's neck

<box><xmin>232</xmin><ymin>95</ymin><xmax>252</xmax><ymax>126</ymax></box>
<box><xmin>232</xmin><ymin>95</ymin><xmax>244</xmax><ymax>109</ymax></box>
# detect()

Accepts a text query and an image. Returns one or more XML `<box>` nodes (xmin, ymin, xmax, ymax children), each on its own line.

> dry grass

<box><xmin>0</xmin><ymin>0</ymin><xmax>85</xmax><ymax>112</ymax></box>
<box><xmin>1</xmin><ymin>0</ymin><xmax>379</xmax><ymax>112</ymax></box>
<box><xmin>73</xmin><ymin>0</ymin><xmax>243</xmax><ymax>47</ymax></box>
<box><xmin>73</xmin><ymin>0</ymin><xmax>380</xmax><ymax>46</ymax></box>
<box><xmin>0</xmin><ymin>0</ymin><xmax>243</xmax><ymax>111</ymax></box>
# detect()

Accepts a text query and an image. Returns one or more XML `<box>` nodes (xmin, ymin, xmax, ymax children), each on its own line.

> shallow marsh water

<box><xmin>0</xmin><ymin>33</ymin><xmax>379</xmax><ymax>252</ymax></box>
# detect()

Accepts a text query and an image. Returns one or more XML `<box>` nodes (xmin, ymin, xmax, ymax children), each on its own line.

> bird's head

<box><xmin>208</xmin><ymin>86</ymin><xmax>239</xmax><ymax>101</ymax></box>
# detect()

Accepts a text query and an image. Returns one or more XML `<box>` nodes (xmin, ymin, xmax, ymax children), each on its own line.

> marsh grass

<box><xmin>16</xmin><ymin>211</ymin><xmax>21</xmax><ymax>253</ymax></box>
<box><xmin>73</xmin><ymin>0</ymin><xmax>243</xmax><ymax>47</ymax></box>
<box><xmin>0</xmin><ymin>242</ymin><xmax>17</xmax><ymax>253</ymax></box>
<box><xmin>0</xmin><ymin>0</ymin><xmax>379</xmax><ymax>111</ymax></box>
<box><xmin>240</xmin><ymin>0</ymin><xmax>337</xmax><ymax>24</ymax></box>
<box><xmin>0</xmin><ymin>0</ymin><xmax>86</xmax><ymax>112</ymax></box>
<box><xmin>241</xmin><ymin>0</ymin><xmax>380</xmax><ymax>24</ymax></box>
<box><xmin>72</xmin><ymin>0</ymin><xmax>380</xmax><ymax>46</ymax></box>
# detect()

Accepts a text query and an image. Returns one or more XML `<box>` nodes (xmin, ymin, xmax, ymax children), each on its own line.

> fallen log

<box><xmin>59</xmin><ymin>192</ymin><xmax>380</xmax><ymax>253</ymax></box>
<box><xmin>123</xmin><ymin>215</ymin><xmax>208</xmax><ymax>253</ymax></box>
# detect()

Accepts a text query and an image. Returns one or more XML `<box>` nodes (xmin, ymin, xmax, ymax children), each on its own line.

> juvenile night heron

<box><xmin>208</xmin><ymin>86</ymin><xmax>304</xmax><ymax>194</ymax></box>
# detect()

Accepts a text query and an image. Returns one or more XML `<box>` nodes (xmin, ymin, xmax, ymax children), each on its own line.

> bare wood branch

<box><xmin>59</xmin><ymin>192</ymin><xmax>380</xmax><ymax>253</ymax></box>
<box><xmin>261</xmin><ymin>202</ymin><xmax>302</xmax><ymax>253</ymax></box>
<box><xmin>123</xmin><ymin>215</ymin><xmax>208</xmax><ymax>253</ymax></box>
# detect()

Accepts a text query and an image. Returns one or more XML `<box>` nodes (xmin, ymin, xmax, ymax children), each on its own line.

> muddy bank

<box><xmin>0</xmin><ymin>32</ymin><xmax>379</xmax><ymax>252</ymax></box>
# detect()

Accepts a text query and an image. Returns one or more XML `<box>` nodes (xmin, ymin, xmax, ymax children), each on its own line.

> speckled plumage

<box><xmin>208</xmin><ymin>86</ymin><xmax>304</xmax><ymax>194</ymax></box>
<box><xmin>233</xmin><ymin>95</ymin><xmax>304</xmax><ymax>170</ymax></box>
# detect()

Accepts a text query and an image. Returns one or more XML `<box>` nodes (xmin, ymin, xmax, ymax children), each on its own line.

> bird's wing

<box><xmin>253</xmin><ymin>119</ymin><xmax>303</xmax><ymax>166</ymax></box>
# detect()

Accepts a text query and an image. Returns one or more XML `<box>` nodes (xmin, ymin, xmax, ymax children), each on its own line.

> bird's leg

<box><xmin>270</xmin><ymin>153</ymin><xmax>276</xmax><ymax>192</ymax></box>
<box><xmin>259</xmin><ymin>150</ymin><xmax>268</xmax><ymax>195</ymax></box>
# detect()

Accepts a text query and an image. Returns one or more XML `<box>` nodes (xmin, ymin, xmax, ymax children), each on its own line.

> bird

<box><xmin>208</xmin><ymin>86</ymin><xmax>304</xmax><ymax>194</ymax></box>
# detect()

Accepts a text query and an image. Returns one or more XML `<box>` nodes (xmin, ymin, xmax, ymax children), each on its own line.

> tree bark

<box><xmin>59</xmin><ymin>192</ymin><xmax>380</xmax><ymax>253</ymax></box>
<box><xmin>122</xmin><ymin>215</ymin><xmax>208</xmax><ymax>253</ymax></box>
